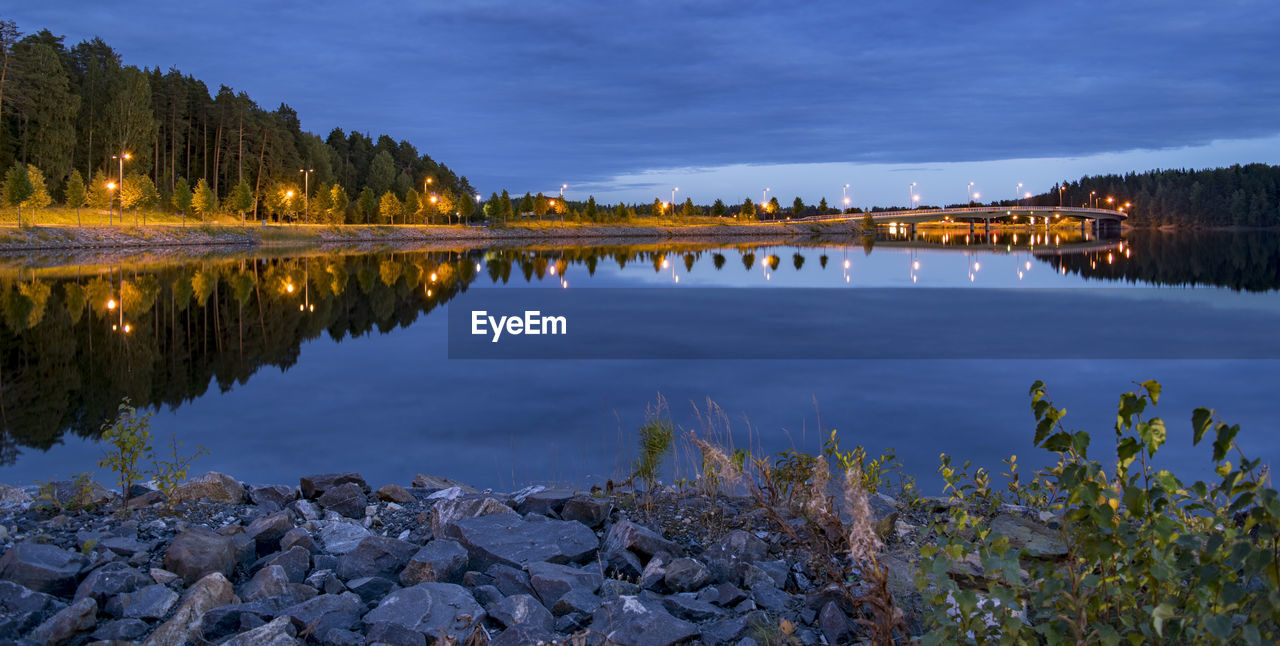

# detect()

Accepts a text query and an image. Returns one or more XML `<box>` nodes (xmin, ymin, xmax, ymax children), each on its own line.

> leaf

<box><xmin>1044</xmin><ymin>432</ymin><xmax>1073</xmax><ymax>452</ymax></box>
<box><xmin>1142</xmin><ymin>379</ymin><xmax>1161</xmax><ymax>404</ymax></box>
<box><xmin>1213</xmin><ymin>423</ymin><xmax>1239</xmax><ymax>462</ymax></box>
<box><xmin>1140</xmin><ymin>418</ymin><xmax>1167</xmax><ymax>456</ymax></box>
<box><xmin>1151</xmin><ymin>602</ymin><xmax>1175</xmax><ymax>637</ymax></box>
<box><xmin>1191</xmin><ymin>407</ymin><xmax>1214</xmax><ymax>445</ymax></box>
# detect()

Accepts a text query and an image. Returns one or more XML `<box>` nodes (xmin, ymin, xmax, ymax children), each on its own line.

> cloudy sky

<box><xmin>11</xmin><ymin>1</ymin><xmax>1280</xmax><ymax>206</ymax></box>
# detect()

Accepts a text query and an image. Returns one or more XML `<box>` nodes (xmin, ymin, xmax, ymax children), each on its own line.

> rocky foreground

<box><xmin>0</xmin><ymin>472</ymin><xmax>1062</xmax><ymax>645</ymax></box>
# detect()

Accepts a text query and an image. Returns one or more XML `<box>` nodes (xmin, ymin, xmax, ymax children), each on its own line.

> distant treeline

<box><xmin>1035</xmin><ymin>164</ymin><xmax>1280</xmax><ymax>227</ymax></box>
<box><xmin>0</xmin><ymin>21</ymin><xmax>474</xmax><ymax>222</ymax></box>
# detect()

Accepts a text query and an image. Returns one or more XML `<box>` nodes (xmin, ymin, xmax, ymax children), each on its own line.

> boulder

<box><xmin>170</xmin><ymin>471</ymin><xmax>246</xmax><ymax>504</ymax></box>
<box><xmin>363</xmin><ymin>582</ymin><xmax>485</xmax><ymax>640</ymax></box>
<box><xmin>313</xmin><ymin>520</ymin><xmax>371</xmax><ymax>554</ymax></box>
<box><xmin>300</xmin><ymin>472</ymin><xmax>368</xmax><ymax>499</ymax></box>
<box><xmin>430</xmin><ymin>496</ymin><xmax>516</xmax><ymax>536</ymax></box>
<box><xmin>561</xmin><ymin>497</ymin><xmax>613</xmax><ymax>528</ymax></box>
<box><xmin>528</xmin><ymin>561</ymin><xmax>602</xmax><ymax>606</ymax></box>
<box><xmin>487</xmin><ymin>563</ymin><xmax>534</xmax><ymax>597</ymax></box>
<box><xmin>442</xmin><ymin>514</ymin><xmax>597</xmax><ymax>570</ymax></box>
<box><xmin>551</xmin><ymin>587</ymin><xmax>601</xmax><ymax>616</ymax></box>
<box><xmin>488</xmin><ymin>593</ymin><xmax>554</xmax><ymax>632</ymax></box>
<box><xmin>701</xmin><ymin>616</ymin><xmax>750</xmax><ymax>645</ymax></box>
<box><xmin>241</xmin><ymin>564</ymin><xmax>291</xmax><ymax>602</ymax></box>
<box><xmin>73</xmin><ymin>562</ymin><xmax>149</xmax><ymax>604</ymax></box>
<box><xmin>819</xmin><ymin>600</ymin><xmax>855</xmax><ymax>645</ymax></box>
<box><xmin>245</xmin><ymin>511</ymin><xmax>295</xmax><ymax>557</ymax></box>
<box><xmin>249</xmin><ymin>484</ymin><xmax>297</xmax><ymax>507</ymax></box>
<box><xmin>91</xmin><ymin>618</ymin><xmax>150</xmax><ymax>642</ymax></box>
<box><xmin>989</xmin><ymin>514</ymin><xmax>1068</xmax><ymax>559</ymax></box>
<box><xmin>602</xmin><ymin>520</ymin><xmax>679</xmax><ymax>577</ymax></box>
<box><xmin>0</xmin><ymin>542</ymin><xmax>88</xmax><ymax>596</ymax></box>
<box><xmin>0</xmin><ymin>580</ymin><xmax>66</xmax><ymax>636</ymax></box>
<box><xmin>399</xmin><ymin>539</ymin><xmax>468</xmax><ymax>585</ymax></box>
<box><xmin>279</xmin><ymin>527</ymin><xmax>318</xmax><ymax>554</ymax></box>
<box><xmin>149</xmin><ymin>567</ymin><xmax>179</xmax><ymax>585</ymax></box>
<box><xmin>0</xmin><ymin>482</ymin><xmax>30</xmax><ymax>506</ymax></box>
<box><xmin>660</xmin><ymin>595</ymin><xmax>725</xmax><ymax>622</ymax></box>
<box><xmin>365</xmin><ymin>621</ymin><xmax>428</xmax><ymax>646</ymax></box>
<box><xmin>376</xmin><ymin>484</ymin><xmax>415</xmax><ymax>504</ymax></box>
<box><xmin>104</xmin><ymin>583</ymin><xmax>179</xmax><ymax>620</ymax></box>
<box><xmin>410</xmin><ymin>474</ymin><xmax>476</xmax><ymax>493</ymax></box>
<box><xmin>223</xmin><ymin>615</ymin><xmax>299</xmax><ymax>646</ymax></box>
<box><xmin>664</xmin><ymin>558</ymin><xmax>712</xmax><ymax>592</ymax></box>
<box><xmin>164</xmin><ymin>526</ymin><xmax>238</xmax><ymax>585</ymax></box>
<box><xmin>317</xmin><ymin>482</ymin><xmax>367</xmax><ymax>519</ymax></box>
<box><xmin>28</xmin><ymin>597</ymin><xmax>96</xmax><ymax>646</ymax></box>
<box><xmin>702</xmin><ymin>530</ymin><xmax>769</xmax><ymax>584</ymax></box>
<box><xmin>336</xmin><ymin>536</ymin><xmax>416</xmax><ymax>581</ymax></box>
<box><xmin>278</xmin><ymin>592</ymin><xmax>364</xmax><ymax>643</ymax></box>
<box><xmin>256</xmin><ymin>546</ymin><xmax>311</xmax><ymax>584</ymax></box>
<box><xmin>515</xmin><ymin>488</ymin><xmax>577</xmax><ymax>516</ymax></box>
<box><xmin>588</xmin><ymin>595</ymin><xmax>699</xmax><ymax>646</ymax></box>
<box><xmin>144</xmin><ymin>572</ymin><xmax>239</xmax><ymax>646</ymax></box>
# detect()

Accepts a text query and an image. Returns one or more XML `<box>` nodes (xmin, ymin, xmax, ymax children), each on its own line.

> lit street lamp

<box><xmin>967</xmin><ymin>181</ymin><xmax>975</xmax><ymax>205</ymax></box>
<box><xmin>106</xmin><ymin>182</ymin><xmax>117</xmax><ymax>226</ymax></box>
<box><xmin>842</xmin><ymin>184</ymin><xmax>851</xmax><ymax>213</ymax></box>
<box><xmin>299</xmin><ymin>169</ymin><xmax>313</xmax><ymax>223</ymax></box>
<box><xmin>1058</xmin><ymin>183</ymin><xmax>1066</xmax><ymax>207</ymax></box>
<box><xmin>1089</xmin><ymin>190</ymin><xmax>1097</xmax><ymax>208</ymax></box>
<box><xmin>672</xmin><ymin>187</ymin><xmax>678</xmax><ymax>215</ymax></box>
<box><xmin>112</xmin><ymin>152</ymin><xmax>131</xmax><ymax>225</ymax></box>
<box><xmin>1016</xmin><ymin>183</ymin><xmax>1023</xmax><ymax>208</ymax></box>
<box><xmin>908</xmin><ymin>182</ymin><xmax>917</xmax><ymax>209</ymax></box>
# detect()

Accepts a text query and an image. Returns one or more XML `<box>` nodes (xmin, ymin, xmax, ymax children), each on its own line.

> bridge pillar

<box><xmin>984</xmin><ymin>219</ymin><xmax>990</xmax><ymax>235</ymax></box>
<box><xmin>1080</xmin><ymin>219</ymin><xmax>1087</xmax><ymax>235</ymax></box>
<box><xmin>969</xmin><ymin>221</ymin><xmax>975</xmax><ymax>235</ymax></box>
<box><xmin>908</xmin><ymin>223</ymin><xmax>916</xmax><ymax>237</ymax></box>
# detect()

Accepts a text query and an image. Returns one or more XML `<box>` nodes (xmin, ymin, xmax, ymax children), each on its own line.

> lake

<box><xmin>1</xmin><ymin>228</ymin><xmax>1277</xmax><ymax>492</ymax></box>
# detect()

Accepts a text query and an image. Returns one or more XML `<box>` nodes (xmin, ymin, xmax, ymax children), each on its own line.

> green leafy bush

<box><xmin>98</xmin><ymin>398</ymin><xmax>152</xmax><ymax>507</ymax></box>
<box><xmin>918</xmin><ymin>380</ymin><xmax>1280</xmax><ymax>645</ymax></box>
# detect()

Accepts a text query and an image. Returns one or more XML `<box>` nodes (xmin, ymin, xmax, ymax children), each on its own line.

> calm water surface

<box><xmin>1</xmin><ymin>229</ymin><xmax>1277</xmax><ymax>490</ymax></box>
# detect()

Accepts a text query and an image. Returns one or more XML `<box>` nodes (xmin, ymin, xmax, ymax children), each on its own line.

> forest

<box><xmin>0</xmin><ymin>20</ymin><xmax>474</xmax><ymax>224</ymax></box>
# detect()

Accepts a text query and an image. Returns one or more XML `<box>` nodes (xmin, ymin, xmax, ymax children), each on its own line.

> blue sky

<box><xmin>11</xmin><ymin>1</ymin><xmax>1280</xmax><ymax>205</ymax></box>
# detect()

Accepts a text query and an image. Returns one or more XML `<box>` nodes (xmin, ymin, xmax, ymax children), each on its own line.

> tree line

<box><xmin>0</xmin><ymin>20</ymin><xmax>475</xmax><ymax>224</ymax></box>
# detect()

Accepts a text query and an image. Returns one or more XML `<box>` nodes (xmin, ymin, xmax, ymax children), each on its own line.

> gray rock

<box><xmin>442</xmin><ymin>514</ymin><xmax>597</xmax><ymax>570</ymax></box>
<box><xmin>200</xmin><ymin>598</ymin><xmax>294</xmax><ymax>640</ymax></box>
<box><xmin>336</xmin><ymin>536</ymin><xmax>415</xmax><ymax>581</ymax></box>
<box><xmin>410</xmin><ymin>474</ymin><xmax>476</xmax><ymax>493</ymax></box>
<box><xmin>280</xmin><ymin>527</ymin><xmax>318</xmax><ymax>554</ymax></box>
<box><xmin>551</xmin><ymin>587</ymin><xmax>601</xmax><ymax>616</ymax></box>
<box><xmin>250</xmin><ymin>484</ymin><xmax>296</xmax><ymax>507</ymax></box>
<box><xmin>91</xmin><ymin>617</ymin><xmax>150</xmax><ymax>641</ymax></box>
<box><xmin>487</xmin><ymin>563</ymin><xmax>534</xmax><ymax>597</ymax></box>
<box><xmin>0</xmin><ymin>482</ymin><xmax>30</xmax><ymax>505</ymax></box>
<box><xmin>702</xmin><ymin>530</ymin><xmax>768</xmax><ymax>585</ymax></box>
<box><xmin>313</xmin><ymin>520</ymin><xmax>371</xmax><ymax>554</ymax></box>
<box><xmin>257</xmin><ymin>546</ymin><xmax>311</xmax><ymax>584</ymax></box>
<box><xmin>529</xmin><ymin>561</ymin><xmax>602</xmax><ymax>606</ymax></box>
<box><xmin>317</xmin><ymin>482</ymin><xmax>368</xmax><ymax>519</ymax></box>
<box><xmin>105</xmin><ymin>582</ymin><xmax>179</xmax><ymax>619</ymax></box>
<box><xmin>489</xmin><ymin>593</ymin><xmax>554</xmax><ymax>632</ymax></box>
<box><xmin>601</xmin><ymin>578</ymin><xmax>641</xmax><ymax>598</ymax></box>
<box><xmin>0</xmin><ymin>579</ymin><xmax>65</xmax><ymax>635</ymax></box>
<box><xmin>149</xmin><ymin>567</ymin><xmax>179</xmax><ymax>585</ymax></box>
<box><xmin>363</xmin><ymin>582</ymin><xmax>485</xmax><ymax>640</ymax></box>
<box><xmin>291</xmin><ymin>499</ymin><xmax>322</xmax><ymax>521</ymax></box>
<box><xmin>515</xmin><ymin>488</ymin><xmax>577</xmax><ymax>516</ymax></box>
<box><xmin>278</xmin><ymin>592</ymin><xmax>364</xmax><ymax>643</ymax></box>
<box><xmin>223</xmin><ymin>615</ymin><xmax>299</xmax><ymax>646</ymax></box>
<box><xmin>305</xmin><ymin>569</ymin><xmax>345</xmax><ymax>596</ymax></box>
<box><xmin>663</xmin><ymin>558</ymin><xmax>712</xmax><ymax>592</ymax></box>
<box><xmin>661</xmin><ymin>594</ymin><xmax>725</xmax><ymax>622</ymax></box>
<box><xmin>638</xmin><ymin>553</ymin><xmax>669</xmax><ymax>590</ymax></box>
<box><xmin>365</xmin><ymin>621</ymin><xmax>427</xmax><ymax>646</ymax></box>
<box><xmin>989</xmin><ymin>514</ymin><xmax>1068</xmax><ymax>559</ymax></box>
<box><xmin>603</xmin><ymin>520</ymin><xmax>680</xmax><ymax>563</ymax></box>
<box><xmin>47</xmin><ymin>480</ymin><xmax>114</xmax><ymax>509</ymax></box>
<box><xmin>170</xmin><ymin>471</ymin><xmax>246</xmax><ymax>504</ymax></box>
<box><xmin>710</xmin><ymin>582</ymin><xmax>747</xmax><ymax>607</ymax></box>
<box><xmin>28</xmin><ymin>597</ymin><xmax>96</xmax><ymax>646</ymax></box>
<box><xmin>376</xmin><ymin>484</ymin><xmax>415</xmax><ymax>504</ymax></box>
<box><xmin>866</xmin><ymin>492</ymin><xmax>901</xmax><ymax>541</ymax></box>
<box><xmin>0</xmin><ymin>542</ymin><xmax>88</xmax><ymax>596</ymax></box>
<box><xmin>589</xmin><ymin>595</ymin><xmax>699</xmax><ymax>646</ymax></box>
<box><xmin>561</xmin><ymin>497</ymin><xmax>613</xmax><ymax>528</ymax></box>
<box><xmin>749</xmin><ymin>582</ymin><xmax>795</xmax><ymax>612</ymax></box>
<box><xmin>472</xmin><ymin>583</ymin><xmax>504</xmax><ymax>608</ymax></box>
<box><xmin>399</xmin><ymin>539</ymin><xmax>468</xmax><ymax>585</ymax></box>
<box><xmin>430</xmin><ymin>496</ymin><xmax>516</xmax><ymax>536</ymax></box>
<box><xmin>164</xmin><ymin>526</ymin><xmax>238</xmax><ymax>585</ymax></box>
<box><xmin>245</xmin><ymin>511</ymin><xmax>295</xmax><ymax>557</ymax></box>
<box><xmin>99</xmin><ymin>535</ymin><xmax>153</xmax><ymax>557</ymax></box>
<box><xmin>74</xmin><ymin>562</ymin><xmax>150</xmax><ymax>604</ymax></box>
<box><xmin>241</xmin><ymin>564</ymin><xmax>291</xmax><ymax>601</ymax></box>
<box><xmin>701</xmin><ymin>615</ymin><xmax>749</xmax><ymax>645</ymax></box>
<box><xmin>819</xmin><ymin>600</ymin><xmax>854</xmax><ymax>645</ymax></box>
<box><xmin>347</xmin><ymin>575</ymin><xmax>397</xmax><ymax>604</ymax></box>
<box><xmin>143</xmin><ymin>572</ymin><xmax>239</xmax><ymax>646</ymax></box>
<box><xmin>300</xmin><ymin>472</ymin><xmax>369</xmax><ymax>499</ymax></box>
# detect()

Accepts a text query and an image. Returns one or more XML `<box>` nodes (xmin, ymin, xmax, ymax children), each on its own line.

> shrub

<box><xmin>98</xmin><ymin>399</ymin><xmax>153</xmax><ymax>507</ymax></box>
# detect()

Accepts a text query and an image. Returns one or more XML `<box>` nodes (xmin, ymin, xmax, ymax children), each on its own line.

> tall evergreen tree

<box><xmin>712</xmin><ymin>199</ymin><xmax>726</xmax><ymax>217</ymax></box>
<box><xmin>191</xmin><ymin>177</ymin><xmax>215</xmax><ymax>220</ymax></box>
<box><xmin>64</xmin><ymin>169</ymin><xmax>87</xmax><ymax>226</ymax></box>
<box><xmin>22</xmin><ymin>164</ymin><xmax>51</xmax><ymax>211</ymax></box>
<box><xmin>3</xmin><ymin>163</ymin><xmax>33</xmax><ymax>225</ymax></box>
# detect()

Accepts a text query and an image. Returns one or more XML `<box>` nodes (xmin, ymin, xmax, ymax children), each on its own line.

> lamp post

<box><xmin>671</xmin><ymin>187</ymin><xmax>678</xmax><ymax>216</ymax></box>
<box><xmin>106</xmin><ymin>182</ymin><xmax>117</xmax><ymax>225</ymax></box>
<box><xmin>1016</xmin><ymin>183</ymin><xmax>1023</xmax><ymax>208</ymax></box>
<box><xmin>908</xmin><ymin>182</ymin><xmax>916</xmax><ymax>209</ymax></box>
<box><xmin>842</xmin><ymin>184</ymin><xmax>850</xmax><ymax>213</ymax></box>
<box><xmin>762</xmin><ymin>188</ymin><xmax>770</xmax><ymax>220</ymax></box>
<box><xmin>968</xmin><ymin>181</ymin><xmax>975</xmax><ymax>205</ymax></box>
<box><xmin>112</xmin><ymin>152</ymin><xmax>131</xmax><ymax>225</ymax></box>
<box><xmin>299</xmin><ymin>169</ymin><xmax>313</xmax><ymax>224</ymax></box>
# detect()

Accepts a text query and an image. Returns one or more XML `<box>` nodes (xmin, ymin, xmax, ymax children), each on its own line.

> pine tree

<box><xmin>65</xmin><ymin>170</ymin><xmax>88</xmax><ymax>226</ymax></box>
<box><xmin>792</xmin><ymin>197</ymin><xmax>805</xmax><ymax>216</ymax></box>
<box><xmin>818</xmin><ymin>197</ymin><xmax>829</xmax><ymax>213</ymax></box>
<box><xmin>3</xmin><ymin>164</ymin><xmax>34</xmax><ymax>226</ymax></box>
<box><xmin>366</xmin><ymin>151</ymin><xmax>396</xmax><ymax>197</ymax></box>
<box><xmin>740</xmin><ymin>198</ymin><xmax>756</xmax><ymax>220</ymax></box>
<box><xmin>230</xmin><ymin>181</ymin><xmax>253</xmax><ymax>222</ymax></box>
<box><xmin>768</xmin><ymin>196</ymin><xmax>780</xmax><ymax>217</ymax></box>
<box><xmin>534</xmin><ymin>192</ymin><xmax>549</xmax><ymax>217</ymax></box>
<box><xmin>22</xmin><ymin>165</ymin><xmax>52</xmax><ymax>211</ymax></box>
<box><xmin>584</xmin><ymin>196</ymin><xmax>598</xmax><ymax>221</ymax></box>
<box><xmin>712</xmin><ymin>199</ymin><xmax>726</xmax><ymax>217</ymax></box>
<box><xmin>88</xmin><ymin>174</ymin><xmax>113</xmax><ymax>211</ymax></box>
<box><xmin>173</xmin><ymin>177</ymin><xmax>192</xmax><ymax>216</ymax></box>
<box><xmin>652</xmin><ymin>197</ymin><xmax>665</xmax><ymax>218</ymax></box>
<box><xmin>499</xmin><ymin>190</ymin><xmax>513</xmax><ymax>223</ymax></box>
<box><xmin>403</xmin><ymin>189</ymin><xmax>420</xmax><ymax>225</ymax></box>
<box><xmin>520</xmin><ymin>192</ymin><xmax>534</xmax><ymax>216</ymax></box>
<box><xmin>456</xmin><ymin>191</ymin><xmax>474</xmax><ymax>223</ymax></box>
<box><xmin>192</xmin><ymin>178</ymin><xmax>216</xmax><ymax>221</ymax></box>
<box><xmin>357</xmin><ymin>187</ymin><xmax>377</xmax><ymax>223</ymax></box>
<box><xmin>680</xmin><ymin>197</ymin><xmax>697</xmax><ymax>218</ymax></box>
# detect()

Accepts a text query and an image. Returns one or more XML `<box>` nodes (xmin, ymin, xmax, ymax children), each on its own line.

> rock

<box><xmin>410</xmin><ymin>474</ymin><xmax>476</xmax><ymax>493</ymax></box>
<box><xmin>748</xmin><ymin>582</ymin><xmax>795</xmax><ymax>612</ymax></box>
<box><xmin>702</xmin><ymin>530</ymin><xmax>768</xmax><ymax>584</ymax></box>
<box><xmin>661</xmin><ymin>594</ymin><xmax>725</xmax><ymax>622</ymax></box>
<box><xmin>0</xmin><ymin>542</ymin><xmax>88</xmax><ymax>596</ymax></box>
<box><xmin>0</xmin><ymin>482</ymin><xmax>30</xmax><ymax>505</ymax></box>
<box><xmin>149</xmin><ymin>567</ymin><xmax>179</xmax><ymax>585</ymax></box>
<box><xmin>336</xmin><ymin>536</ymin><xmax>416</xmax><ymax>581</ymax></box>
<box><xmin>105</xmin><ymin>583</ymin><xmax>179</xmax><ymax>619</ymax></box>
<box><xmin>742</xmin><ymin>563</ymin><xmax>784</xmax><ymax>590</ymax></box>
<box><xmin>279</xmin><ymin>527</ymin><xmax>318</xmax><ymax>554</ymax></box>
<box><xmin>561</xmin><ymin>497</ymin><xmax>613</xmax><ymax>528</ymax></box>
<box><xmin>604</xmin><ymin>520</ymin><xmax>681</xmax><ymax>563</ymax></box>
<box><xmin>99</xmin><ymin>535</ymin><xmax>153</xmax><ymax>557</ymax></box>
<box><xmin>989</xmin><ymin>514</ymin><xmax>1068</xmax><ymax>559</ymax></box>
<box><xmin>701</xmin><ymin>616</ymin><xmax>749</xmax><ymax>645</ymax></box>
<box><xmin>638</xmin><ymin>553</ymin><xmax>669</xmax><ymax>590</ymax></box>
<box><xmin>278</xmin><ymin>592</ymin><xmax>363</xmax><ymax>643</ymax></box>
<box><xmin>664</xmin><ymin>558</ymin><xmax>712</xmax><ymax>592</ymax></box>
<box><xmin>257</xmin><ymin>546</ymin><xmax>311</xmax><ymax>584</ymax></box>
<box><xmin>242</xmin><ymin>564</ymin><xmax>292</xmax><ymax>601</ymax></box>
<box><xmin>245</xmin><ymin>511</ymin><xmax>295</xmax><ymax>557</ymax></box>
<box><xmin>347</xmin><ymin>575</ymin><xmax>397</xmax><ymax>604</ymax></box>
<box><xmin>488</xmin><ymin>593</ymin><xmax>554</xmax><ymax>632</ymax></box>
<box><xmin>74</xmin><ymin>562</ymin><xmax>150</xmax><ymax>604</ymax></box>
<box><xmin>200</xmin><ymin>599</ymin><xmax>283</xmax><ymax>641</ymax></box>
<box><xmin>28</xmin><ymin>597</ymin><xmax>96</xmax><ymax>646</ymax></box>
<box><xmin>223</xmin><ymin>615</ymin><xmax>299</xmax><ymax>646</ymax></box>
<box><xmin>601</xmin><ymin>578</ymin><xmax>640</xmax><ymax>598</ymax></box>
<box><xmin>819</xmin><ymin>600</ymin><xmax>854</xmax><ymax>645</ymax></box>
<box><xmin>589</xmin><ymin>595</ymin><xmax>699</xmax><ymax>646</ymax></box>
<box><xmin>484</xmin><ymin>563</ymin><xmax>532</xmax><ymax>598</ymax></box>
<box><xmin>144</xmin><ymin>572</ymin><xmax>239</xmax><ymax>646</ymax></box>
<box><xmin>317</xmin><ymin>482</ymin><xmax>368</xmax><ymax>519</ymax></box>
<box><xmin>0</xmin><ymin>580</ymin><xmax>66</xmax><ymax>636</ymax></box>
<box><xmin>399</xmin><ymin>539</ymin><xmax>468</xmax><ymax>585</ymax></box>
<box><xmin>430</xmin><ymin>496</ymin><xmax>516</xmax><ymax>535</ymax></box>
<box><xmin>710</xmin><ymin>582</ymin><xmax>747</xmax><ymax>607</ymax></box>
<box><xmin>515</xmin><ymin>488</ymin><xmax>577</xmax><ymax>516</ymax></box>
<box><xmin>249</xmin><ymin>484</ymin><xmax>297</xmax><ymax>507</ymax></box>
<box><xmin>164</xmin><ymin>526</ymin><xmax>238</xmax><ymax>585</ymax></box>
<box><xmin>48</xmin><ymin>480</ymin><xmax>114</xmax><ymax>509</ymax></box>
<box><xmin>552</xmin><ymin>587</ymin><xmax>602</xmax><ymax>616</ymax></box>
<box><xmin>291</xmin><ymin>499</ymin><xmax>321</xmax><ymax>521</ymax></box>
<box><xmin>91</xmin><ymin>618</ymin><xmax>150</xmax><ymax>641</ymax></box>
<box><xmin>363</xmin><ymin>582</ymin><xmax>485</xmax><ymax>640</ymax></box>
<box><xmin>376</xmin><ymin>484</ymin><xmax>415</xmax><ymax>504</ymax></box>
<box><xmin>529</xmin><ymin>561</ymin><xmax>603</xmax><ymax>606</ymax></box>
<box><xmin>314</xmin><ymin>520</ymin><xmax>371</xmax><ymax>554</ymax></box>
<box><xmin>365</xmin><ymin>621</ymin><xmax>427</xmax><ymax>646</ymax></box>
<box><xmin>300</xmin><ymin>472</ymin><xmax>368</xmax><ymax>499</ymax></box>
<box><xmin>170</xmin><ymin>471</ymin><xmax>246</xmax><ymax>504</ymax></box>
<box><xmin>442</xmin><ymin>514</ymin><xmax>598</xmax><ymax>570</ymax></box>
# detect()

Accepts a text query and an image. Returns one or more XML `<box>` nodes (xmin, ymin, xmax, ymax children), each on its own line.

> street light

<box><xmin>112</xmin><ymin>152</ymin><xmax>131</xmax><ymax>225</ymax></box>
<box><xmin>1016</xmin><ymin>183</ymin><xmax>1023</xmax><ymax>208</ymax></box>
<box><xmin>1089</xmin><ymin>190</ymin><xmax>1097</xmax><ymax>208</ymax></box>
<box><xmin>842</xmin><ymin>184</ymin><xmax>851</xmax><ymax>213</ymax></box>
<box><xmin>299</xmin><ymin>169</ymin><xmax>313</xmax><ymax>224</ymax></box>
<box><xmin>106</xmin><ymin>182</ymin><xmax>117</xmax><ymax>225</ymax></box>
<box><xmin>908</xmin><ymin>182</ymin><xmax>917</xmax><ymax>209</ymax></box>
<box><xmin>672</xmin><ymin>187</ymin><xmax>678</xmax><ymax>215</ymax></box>
<box><xmin>1058</xmin><ymin>184</ymin><xmax>1066</xmax><ymax>207</ymax></box>
<box><xmin>967</xmin><ymin>181</ymin><xmax>975</xmax><ymax>205</ymax></box>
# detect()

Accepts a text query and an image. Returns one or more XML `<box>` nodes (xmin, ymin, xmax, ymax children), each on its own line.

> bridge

<box><xmin>803</xmin><ymin>205</ymin><xmax>1128</xmax><ymax>227</ymax></box>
